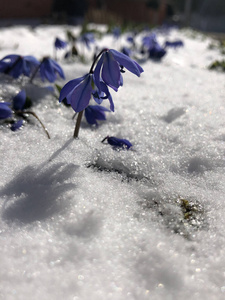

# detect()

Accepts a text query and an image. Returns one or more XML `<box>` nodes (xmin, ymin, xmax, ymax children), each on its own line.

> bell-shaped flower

<box><xmin>142</xmin><ymin>34</ymin><xmax>166</xmax><ymax>60</ymax></box>
<box><xmin>127</xmin><ymin>36</ymin><xmax>134</xmax><ymax>45</ymax></box>
<box><xmin>54</xmin><ymin>37</ymin><xmax>67</xmax><ymax>49</ymax></box>
<box><xmin>164</xmin><ymin>40</ymin><xmax>184</xmax><ymax>48</ymax></box>
<box><xmin>142</xmin><ymin>33</ymin><xmax>157</xmax><ymax>49</ymax></box>
<box><xmin>11</xmin><ymin>120</ymin><xmax>23</xmax><ymax>131</ymax></box>
<box><xmin>13</xmin><ymin>89</ymin><xmax>26</xmax><ymax>111</ymax></box>
<box><xmin>0</xmin><ymin>102</ymin><xmax>12</xmax><ymax>119</ymax></box>
<box><xmin>112</xmin><ymin>27</ymin><xmax>121</xmax><ymax>40</ymax></box>
<box><xmin>59</xmin><ymin>74</ymin><xmax>93</xmax><ymax>112</ymax></box>
<box><xmin>0</xmin><ymin>54</ymin><xmax>39</xmax><ymax>79</ymax></box>
<box><xmin>80</xmin><ymin>33</ymin><xmax>95</xmax><ymax>49</ymax></box>
<box><xmin>148</xmin><ymin>44</ymin><xmax>166</xmax><ymax>60</ymax></box>
<box><xmin>94</xmin><ymin>49</ymin><xmax>143</xmax><ymax>92</ymax></box>
<box><xmin>102</xmin><ymin>136</ymin><xmax>132</xmax><ymax>149</ymax></box>
<box><xmin>59</xmin><ymin>73</ymin><xmax>115</xmax><ymax>113</ymax></box>
<box><xmin>40</xmin><ymin>57</ymin><xmax>65</xmax><ymax>83</ymax></box>
<box><xmin>84</xmin><ymin>105</ymin><xmax>110</xmax><ymax>125</ymax></box>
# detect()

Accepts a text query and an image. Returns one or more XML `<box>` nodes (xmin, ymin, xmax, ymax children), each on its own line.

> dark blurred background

<box><xmin>0</xmin><ymin>0</ymin><xmax>225</xmax><ymax>33</ymax></box>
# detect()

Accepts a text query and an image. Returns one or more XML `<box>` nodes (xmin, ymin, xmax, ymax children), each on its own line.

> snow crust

<box><xmin>0</xmin><ymin>24</ymin><xmax>225</xmax><ymax>300</ymax></box>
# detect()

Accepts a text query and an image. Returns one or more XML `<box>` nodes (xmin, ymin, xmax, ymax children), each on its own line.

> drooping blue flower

<box><xmin>127</xmin><ymin>36</ymin><xmax>134</xmax><ymax>44</ymax></box>
<box><xmin>40</xmin><ymin>57</ymin><xmax>65</xmax><ymax>83</ymax></box>
<box><xmin>142</xmin><ymin>33</ymin><xmax>157</xmax><ymax>49</ymax></box>
<box><xmin>13</xmin><ymin>89</ymin><xmax>26</xmax><ymax>111</ymax></box>
<box><xmin>0</xmin><ymin>102</ymin><xmax>12</xmax><ymax>119</ymax></box>
<box><xmin>59</xmin><ymin>48</ymin><xmax>143</xmax><ymax>114</ymax></box>
<box><xmin>11</xmin><ymin>120</ymin><xmax>23</xmax><ymax>131</ymax></box>
<box><xmin>112</xmin><ymin>27</ymin><xmax>121</xmax><ymax>40</ymax></box>
<box><xmin>102</xmin><ymin>136</ymin><xmax>132</xmax><ymax>149</ymax></box>
<box><xmin>59</xmin><ymin>74</ymin><xmax>93</xmax><ymax>112</ymax></box>
<box><xmin>94</xmin><ymin>49</ymin><xmax>144</xmax><ymax>92</ymax></box>
<box><xmin>0</xmin><ymin>54</ymin><xmax>39</xmax><ymax>79</ymax></box>
<box><xmin>148</xmin><ymin>44</ymin><xmax>167</xmax><ymax>60</ymax></box>
<box><xmin>84</xmin><ymin>105</ymin><xmax>110</xmax><ymax>125</ymax></box>
<box><xmin>59</xmin><ymin>73</ymin><xmax>114</xmax><ymax>113</ymax></box>
<box><xmin>142</xmin><ymin>34</ymin><xmax>167</xmax><ymax>60</ymax></box>
<box><xmin>164</xmin><ymin>40</ymin><xmax>184</xmax><ymax>48</ymax></box>
<box><xmin>80</xmin><ymin>33</ymin><xmax>95</xmax><ymax>49</ymax></box>
<box><xmin>54</xmin><ymin>37</ymin><xmax>68</xmax><ymax>49</ymax></box>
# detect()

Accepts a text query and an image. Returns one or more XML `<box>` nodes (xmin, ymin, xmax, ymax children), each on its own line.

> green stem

<box><xmin>73</xmin><ymin>110</ymin><xmax>83</xmax><ymax>138</ymax></box>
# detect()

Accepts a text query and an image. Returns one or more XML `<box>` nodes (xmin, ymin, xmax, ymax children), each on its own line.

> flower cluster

<box><xmin>59</xmin><ymin>48</ymin><xmax>143</xmax><ymax>113</ymax></box>
<box><xmin>0</xmin><ymin>90</ymin><xmax>50</xmax><ymax>138</ymax></box>
<box><xmin>142</xmin><ymin>33</ymin><xmax>166</xmax><ymax>60</ymax></box>
<box><xmin>0</xmin><ymin>55</ymin><xmax>39</xmax><ymax>79</ymax></box>
<box><xmin>0</xmin><ymin>54</ymin><xmax>65</xmax><ymax>83</ymax></box>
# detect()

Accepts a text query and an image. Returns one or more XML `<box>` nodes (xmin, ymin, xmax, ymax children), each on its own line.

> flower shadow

<box><xmin>0</xmin><ymin>162</ymin><xmax>78</xmax><ymax>224</ymax></box>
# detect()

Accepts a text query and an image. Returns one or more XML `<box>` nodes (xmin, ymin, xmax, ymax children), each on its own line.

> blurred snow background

<box><xmin>0</xmin><ymin>24</ymin><xmax>225</xmax><ymax>300</ymax></box>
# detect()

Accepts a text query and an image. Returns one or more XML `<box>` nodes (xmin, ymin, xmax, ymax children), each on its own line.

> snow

<box><xmin>0</xmin><ymin>24</ymin><xmax>225</xmax><ymax>300</ymax></box>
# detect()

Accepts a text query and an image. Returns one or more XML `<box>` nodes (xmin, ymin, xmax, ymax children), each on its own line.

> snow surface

<box><xmin>0</xmin><ymin>24</ymin><xmax>225</xmax><ymax>300</ymax></box>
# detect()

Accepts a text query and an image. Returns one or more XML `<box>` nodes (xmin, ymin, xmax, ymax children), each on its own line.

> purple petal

<box><xmin>102</xmin><ymin>52</ymin><xmax>120</xmax><ymax>91</ymax></box>
<box><xmin>107</xmin><ymin>136</ymin><xmax>132</xmax><ymax>149</ymax></box>
<box><xmin>0</xmin><ymin>102</ymin><xmax>12</xmax><ymax>119</ymax></box>
<box><xmin>109</xmin><ymin>49</ymin><xmax>144</xmax><ymax>76</ymax></box>
<box><xmin>70</xmin><ymin>75</ymin><xmax>92</xmax><ymax>112</ymax></box>
<box><xmin>11</xmin><ymin>120</ymin><xmax>23</xmax><ymax>131</ymax></box>
<box><xmin>51</xmin><ymin>60</ymin><xmax>65</xmax><ymax>79</ymax></box>
<box><xmin>93</xmin><ymin>54</ymin><xmax>104</xmax><ymax>92</ymax></box>
<box><xmin>13</xmin><ymin>90</ymin><xmax>26</xmax><ymax>111</ymax></box>
<box><xmin>99</xmin><ymin>81</ymin><xmax>114</xmax><ymax>112</ymax></box>
<box><xmin>40</xmin><ymin>59</ymin><xmax>56</xmax><ymax>82</ymax></box>
<box><xmin>59</xmin><ymin>75</ymin><xmax>86</xmax><ymax>103</ymax></box>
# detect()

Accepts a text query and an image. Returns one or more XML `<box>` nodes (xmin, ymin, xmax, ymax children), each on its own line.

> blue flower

<box><xmin>0</xmin><ymin>54</ymin><xmax>39</xmax><ymax>79</ymax></box>
<box><xmin>59</xmin><ymin>48</ymin><xmax>143</xmax><ymax>114</ymax></box>
<box><xmin>127</xmin><ymin>36</ymin><xmax>134</xmax><ymax>44</ymax></box>
<box><xmin>13</xmin><ymin>90</ymin><xmax>26</xmax><ymax>111</ymax></box>
<box><xmin>84</xmin><ymin>105</ymin><xmax>110</xmax><ymax>125</ymax></box>
<box><xmin>112</xmin><ymin>27</ymin><xmax>121</xmax><ymax>40</ymax></box>
<box><xmin>80</xmin><ymin>33</ymin><xmax>95</xmax><ymax>49</ymax></box>
<box><xmin>102</xmin><ymin>136</ymin><xmax>132</xmax><ymax>149</ymax></box>
<box><xmin>0</xmin><ymin>102</ymin><xmax>12</xmax><ymax>119</ymax></box>
<box><xmin>164</xmin><ymin>40</ymin><xmax>184</xmax><ymax>48</ymax></box>
<box><xmin>142</xmin><ymin>34</ymin><xmax>166</xmax><ymax>60</ymax></box>
<box><xmin>40</xmin><ymin>57</ymin><xmax>65</xmax><ymax>83</ymax></box>
<box><xmin>54</xmin><ymin>37</ymin><xmax>67</xmax><ymax>49</ymax></box>
<box><xmin>59</xmin><ymin>73</ymin><xmax>114</xmax><ymax>113</ymax></box>
<box><xmin>11</xmin><ymin>120</ymin><xmax>23</xmax><ymax>131</ymax></box>
<box><xmin>94</xmin><ymin>49</ymin><xmax>144</xmax><ymax>92</ymax></box>
<box><xmin>148</xmin><ymin>44</ymin><xmax>167</xmax><ymax>60</ymax></box>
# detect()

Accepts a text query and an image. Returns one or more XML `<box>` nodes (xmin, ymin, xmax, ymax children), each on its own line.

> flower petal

<box><xmin>0</xmin><ymin>102</ymin><xmax>12</xmax><ymax>119</ymax></box>
<box><xmin>99</xmin><ymin>81</ymin><xmax>114</xmax><ymax>112</ymax></box>
<box><xmin>59</xmin><ymin>75</ymin><xmax>86</xmax><ymax>103</ymax></box>
<box><xmin>70</xmin><ymin>75</ymin><xmax>92</xmax><ymax>112</ymax></box>
<box><xmin>11</xmin><ymin>120</ymin><xmax>23</xmax><ymax>131</ymax></box>
<box><xmin>13</xmin><ymin>90</ymin><xmax>26</xmax><ymax>111</ymax></box>
<box><xmin>109</xmin><ymin>49</ymin><xmax>144</xmax><ymax>76</ymax></box>
<box><xmin>102</xmin><ymin>52</ymin><xmax>120</xmax><ymax>91</ymax></box>
<box><xmin>107</xmin><ymin>136</ymin><xmax>132</xmax><ymax>149</ymax></box>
